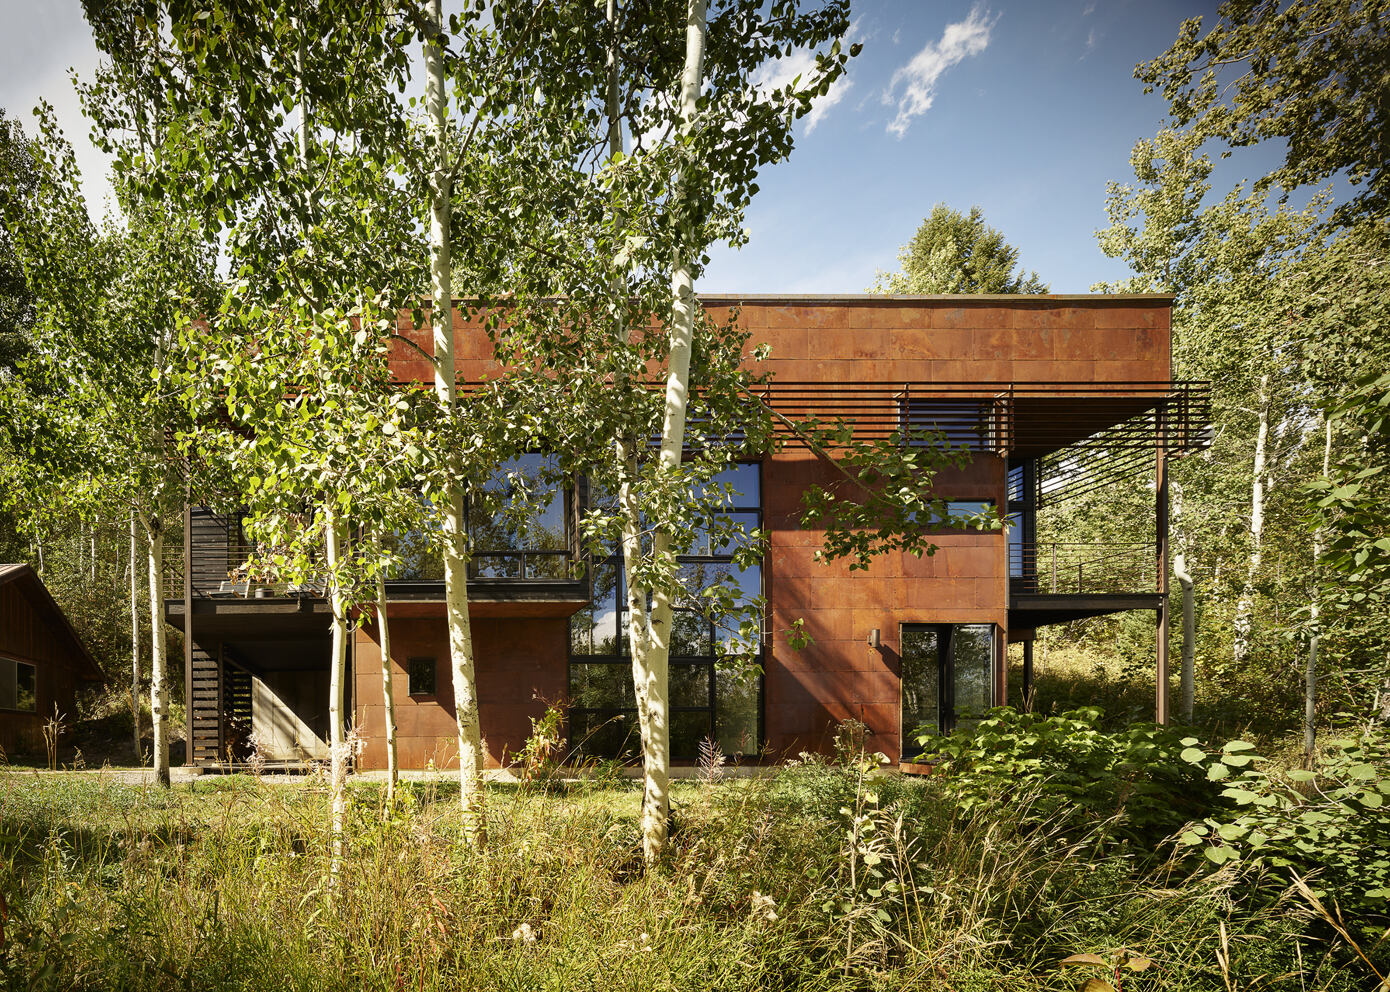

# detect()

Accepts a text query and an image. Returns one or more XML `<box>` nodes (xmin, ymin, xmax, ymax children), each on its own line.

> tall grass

<box><xmin>0</xmin><ymin>766</ymin><xmax>1374</xmax><ymax>991</ymax></box>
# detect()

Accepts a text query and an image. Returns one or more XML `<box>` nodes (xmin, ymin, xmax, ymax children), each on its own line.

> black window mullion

<box><xmin>941</xmin><ymin>624</ymin><xmax>955</xmax><ymax>734</ymax></box>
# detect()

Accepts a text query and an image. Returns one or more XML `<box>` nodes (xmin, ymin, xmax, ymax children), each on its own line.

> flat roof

<box><xmin>696</xmin><ymin>293</ymin><xmax>1175</xmax><ymax>305</ymax></box>
<box><xmin>440</xmin><ymin>293</ymin><xmax>1175</xmax><ymax>306</ymax></box>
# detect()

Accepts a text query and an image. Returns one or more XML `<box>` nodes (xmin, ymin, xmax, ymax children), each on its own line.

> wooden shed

<box><xmin>0</xmin><ymin>564</ymin><xmax>105</xmax><ymax>755</ymax></box>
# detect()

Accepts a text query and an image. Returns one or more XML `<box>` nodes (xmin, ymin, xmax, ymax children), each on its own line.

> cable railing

<box><xmin>1010</xmin><ymin>542</ymin><xmax>1157</xmax><ymax>595</ymax></box>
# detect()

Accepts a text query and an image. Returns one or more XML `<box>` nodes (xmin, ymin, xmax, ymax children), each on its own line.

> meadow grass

<box><xmin>0</xmin><ymin>762</ymin><xmax>1377</xmax><ymax>992</ymax></box>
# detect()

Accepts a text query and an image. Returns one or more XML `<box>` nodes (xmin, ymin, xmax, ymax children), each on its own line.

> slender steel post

<box><xmin>182</xmin><ymin>500</ymin><xmax>195</xmax><ymax>764</ymax></box>
<box><xmin>1022</xmin><ymin>639</ymin><xmax>1034</xmax><ymax>710</ymax></box>
<box><xmin>1156</xmin><ymin>414</ymin><xmax>1171</xmax><ymax>725</ymax></box>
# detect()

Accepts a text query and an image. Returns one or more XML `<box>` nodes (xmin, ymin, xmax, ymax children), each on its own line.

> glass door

<box><xmin>900</xmin><ymin>627</ymin><xmax>942</xmax><ymax>757</ymax></box>
<box><xmin>900</xmin><ymin>624</ymin><xmax>997</xmax><ymax>759</ymax></box>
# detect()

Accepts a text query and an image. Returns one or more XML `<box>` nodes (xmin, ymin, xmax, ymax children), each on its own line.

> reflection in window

<box><xmin>569</xmin><ymin>463</ymin><xmax>763</xmax><ymax>760</ymax></box>
<box><xmin>900</xmin><ymin>628</ymin><xmax>942</xmax><ymax>749</ymax></box>
<box><xmin>900</xmin><ymin>623</ymin><xmax>997</xmax><ymax>759</ymax></box>
<box><xmin>920</xmin><ymin>500</ymin><xmax>997</xmax><ymax>530</ymax></box>
<box><xmin>470</xmin><ymin>453</ymin><xmax>569</xmax><ymax>578</ymax></box>
<box><xmin>1007</xmin><ymin>511</ymin><xmax>1023</xmax><ymax>578</ymax></box>
<box><xmin>901</xmin><ymin>399</ymin><xmax>995</xmax><ymax>450</ymax></box>
<box><xmin>0</xmin><ymin>657</ymin><xmax>37</xmax><ymax>713</ymax></box>
<box><xmin>384</xmin><ymin>453</ymin><xmax>571</xmax><ymax>581</ymax></box>
<box><xmin>384</xmin><ymin>516</ymin><xmax>444</xmax><ymax>580</ymax></box>
<box><xmin>952</xmin><ymin>626</ymin><xmax>993</xmax><ymax>725</ymax></box>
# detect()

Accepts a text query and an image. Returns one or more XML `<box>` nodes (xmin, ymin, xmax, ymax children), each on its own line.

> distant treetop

<box><xmin>870</xmin><ymin>203</ymin><xmax>1049</xmax><ymax>295</ymax></box>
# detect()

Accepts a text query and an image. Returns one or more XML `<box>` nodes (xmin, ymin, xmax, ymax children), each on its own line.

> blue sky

<box><xmin>703</xmin><ymin>0</ymin><xmax>1287</xmax><ymax>294</ymax></box>
<box><xmin>2</xmin><ymin>0</ymin><xmax>1290</xmax><ymax>295</ymax></box>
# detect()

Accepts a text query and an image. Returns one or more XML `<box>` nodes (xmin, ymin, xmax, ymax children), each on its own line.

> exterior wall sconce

<box><xmin>867</xmin><ymin>628</ymin><xmax>881</xmax><ymax>649</ymax></box>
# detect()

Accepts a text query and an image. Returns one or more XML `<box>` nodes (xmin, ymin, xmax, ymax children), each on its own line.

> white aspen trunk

<box><xmin>1233</xmin><ymin>375</ymin><xmax>1270</xmax><ymax>665</ymax></box>
<box><xmin>424</xmin><ymin>0</ymin><xmax>485</xmax><ymax>843</ymax></box>
<box><xmin>143</xmin><ymin>515</ymin><xmax>170</xmax><ymax>788</ymax></box>
<box><xmin>605</xmin><ymin>0</ymin><xmax>661</xmax><ymax>822</ymax></box>
<box><xmin>1306</xmin><ymin>415</ymin><xmax>1332</xmax><ymax>759</ymax></box>
<box><xmin>130</xmin><ymin>511</ymin><xmax>142</xmax><ymax>764</ymax></box>
<box><xmin>324</xmin><ymin>509</ymin><xmax>349</xmax><ymax>895</ymax></box>
<box><xmin>91</xmin><ymin>522</ymin><xmax>97</xmax><ymax>583</ymax></box>
<box><xmin>375</xmin><ymin>563</ymin><xmax>398</xmax><ymax>804</ymax></box>
<box><xmin>1172</xmin><ymin>482</ymin><xmax>1196</xmax><ymax>723</ymax></box>
<box><xmin>36</xmin><ymin>532</ymin><xmax>44</xmax><ymax>574</ymax></box>
<box><xmin>627</xmin><ymin>0</ymin><xmax>708</xmax><ymax>865</ymax></box>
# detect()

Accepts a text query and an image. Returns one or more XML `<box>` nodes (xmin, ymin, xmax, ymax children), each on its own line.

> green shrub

<box><xmin>912</xmin><ymin>706</ymin><xmax>1224</xmax><ymax>847</ymax></box>
<box><xmin>1177</xmin><ymin>731</ymin><xmax>1390</xmax><ymax>924</ymax></box>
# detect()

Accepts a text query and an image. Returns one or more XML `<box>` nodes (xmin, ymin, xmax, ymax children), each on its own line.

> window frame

<box><xmin>0</xmin><ymin>655</ymin><xmax>38</xmax><ymax>714</ymax></box>
<box><xmin>407</xmin><ymin>655</ymin><xmax>437</xmax><ymax>698</ymax></box>
<box><xmin>567</xmin><ymin>461</ymin><xmax>765</xmax><ymax>760</ymax></box>
<box><xmin>899</xmin><ymin>623</ymin><xmax>998</xmax><ymax>759</ymax></box>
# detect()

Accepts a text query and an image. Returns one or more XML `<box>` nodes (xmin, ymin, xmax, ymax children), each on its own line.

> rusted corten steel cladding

<box><xmin>353</xmin><ymin>294</ymin><xmax>1172</xmax><ymax>767</ymax></box>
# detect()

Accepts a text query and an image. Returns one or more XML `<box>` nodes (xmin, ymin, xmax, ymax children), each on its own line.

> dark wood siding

<box><xmin>189</xmin><ymin>508</ymin><xmax>239</xmax><ymax>594</ymax></box>
<box><xmin>0</xmin><ymin>578</ymin><xmax>89</xmax><ymax>754</ymax></box>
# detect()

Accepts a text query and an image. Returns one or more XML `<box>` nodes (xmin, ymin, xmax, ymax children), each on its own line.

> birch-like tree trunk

<box><xmin>604</xmin><ymin>0</ymin><xmax>664</xmax><ymax>849</ymax></box>
<box><xmin>623</xmin><ymin>0</ymin><xmax>708</xmax><ymax>865</ymax></box>
<box><xmin>1172</xmin><ymin>481</ymin><xmax>1196</xmax><ymax>723</ymax></box>
<box><xmin>375</xmin><ymin>562</ymin><xmax>398</xmax><ymax>804</ymax></box>
<box><xmin>424</xmin><ymin>0</ymin><xmax>485</xmax><ymax>843</ymax></box>
<box><xmin>1305</xmin><ymin>414</ymin><xmax>1332</xmax><ymax>759</ymax></box>
<box><xmin>1378</xmin><ymin>667</ymin><xmax>1390</xmax><ymax>725</ymax></box>
<box><xmin>130</xmin><ymin>511</ymin><xmax>142</xmax><ymax>763</ymax></box>
<box><xmin>142</xmin><ymin>514</ymin><xmax>170</xmax><ymax>787</ymax></box>
<box><xmin>324</xmin><ymin>509</ymin><xmax>349</xmax><ymax>894</ymax></box>
<box><xmin>1233</xmin><ymin>374</ymin><xmax>1270</xmax><ymax>664</ymax></box>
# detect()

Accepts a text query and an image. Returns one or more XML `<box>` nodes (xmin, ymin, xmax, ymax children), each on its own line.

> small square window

<box><xmin>408</xmin><ymin>656</ymin><xmax>437</xmax><ymax>697</ymax></box>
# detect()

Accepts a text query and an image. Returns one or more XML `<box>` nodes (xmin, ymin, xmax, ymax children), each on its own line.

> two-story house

<box><xmin>166</xmin><ymin>293</ymin><xmax>1208</xmax><ymax>770</ymax></box>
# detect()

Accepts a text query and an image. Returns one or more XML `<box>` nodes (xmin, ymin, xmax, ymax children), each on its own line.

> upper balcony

<box><xmin>166</xmin><ymin>459</ymin><xmax>590</xmax><ymax>639</ymax></box>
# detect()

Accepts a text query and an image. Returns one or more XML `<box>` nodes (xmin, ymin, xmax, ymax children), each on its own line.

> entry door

<box><xmin>900</xmin><ymin>624</ymin><xmax>996</xmax><ymax>759</ymax></box>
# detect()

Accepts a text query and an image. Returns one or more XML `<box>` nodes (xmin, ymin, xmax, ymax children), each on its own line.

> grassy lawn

<box><xmin>0</xmin><ymin>761</ymin><xmax>1377</xmax><ymax>992</ymax></box>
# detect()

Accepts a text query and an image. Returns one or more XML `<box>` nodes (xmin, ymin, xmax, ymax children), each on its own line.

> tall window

<box><xmin>385</xmin><ymin>453</ymin><xmax>569</xmax><ymax>581</ymax></box>
<box><xmin>469</xmin><ymin>453</ymin><xmax>569</xmax><ymax>579</ymax></box>
<box><xmin>900</xmin><ymin>624</ymin><xmax>995</xmax><ymax>758</ymax></box>
<box><xmin>0</xmin><ymin>656</ymin><xmax>37</xmax><ymax>713</ymax></box>
<box><xmin>569</xmin><ymin>463</ymin><xmax>763</xmax><ymax>760</ymax></box>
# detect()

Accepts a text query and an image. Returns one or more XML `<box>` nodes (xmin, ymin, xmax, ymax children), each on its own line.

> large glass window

<box><xmin>384</xmin><ymin>453</ymin><xmax>570</xmax><ymax>581</ymax></box>
<box><xmin>470</xmin><ymin>453</ymin><xmax>569</xmax><ymax>578</ymax></box>
<box><xmin>568</xmin><ymin>464</ymin><xmax>764</xmax><ymax>760</ymax></box>
<box><xmin>0</xmin><ymin>656</ymin><xmax>37</xmax><ymax>713</ymax></box>
<box><xmin>900</xmin><ymin>623</ymin><xmax>996</xmax><ymax>758</ymax></box>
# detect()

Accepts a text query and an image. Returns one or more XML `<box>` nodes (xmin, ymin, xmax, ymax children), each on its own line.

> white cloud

<box><xmin>751</xmin><ymin>19</ymin><xmax>863</xmax><ymax>135</ymax></box>
<box><xmin>0</xmin><ymin>4</ymin><xmax>115</xmax><ymax>222</ymax></box>
<box><xmin>882</xmin><ymin>6</ymin><xmax>995</xmax><ymax>139</ymax></box>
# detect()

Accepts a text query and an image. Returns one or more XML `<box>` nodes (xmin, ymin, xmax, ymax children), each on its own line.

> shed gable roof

<box><xmin>0</xmin><ymin>564</ymin><xmax>106</xmax><ymax>682</ymax></box>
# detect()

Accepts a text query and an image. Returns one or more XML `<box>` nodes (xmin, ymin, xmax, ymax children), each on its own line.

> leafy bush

<box><xmin>912</xmin><ymin>706</ymin><xmax>1224</xmax><ymax>846</ymax></box>
<box><xmin>1177</xmin><ymin>731</ymin><xmax>1390</xmax><ymax>921</ymax></box>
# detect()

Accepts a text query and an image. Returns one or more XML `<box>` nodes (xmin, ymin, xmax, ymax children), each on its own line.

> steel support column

<box><xmin>1022</xmin><ymin>639</ymin><xmax>1034</xmax><ymax>709</ymax></box>
<box><xmin>1155</xmin><ymin>416</ymin><xmax>1170</xmax><ymax>725</ymax></box>
<box><xmin>182</xmin><ymin>500</ymin><xmax>194</xmax><ymax>764</ymax></box>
